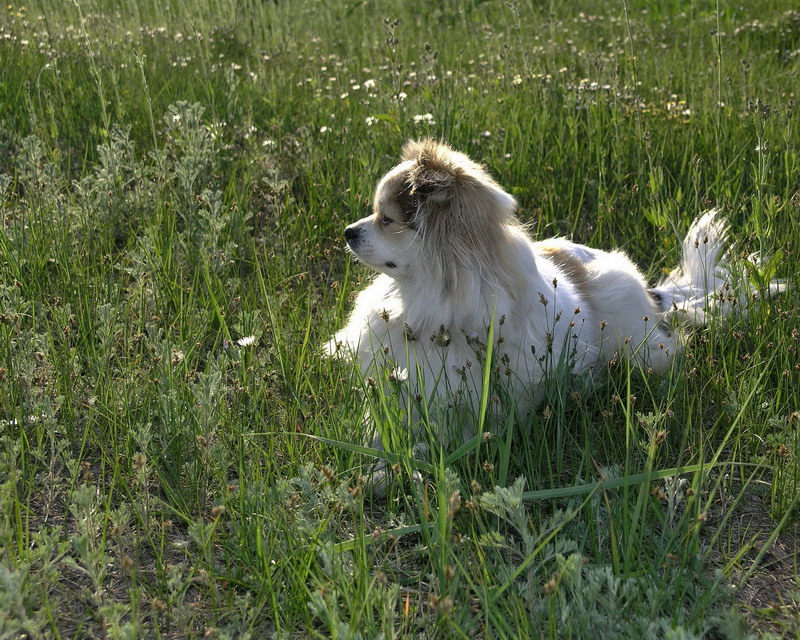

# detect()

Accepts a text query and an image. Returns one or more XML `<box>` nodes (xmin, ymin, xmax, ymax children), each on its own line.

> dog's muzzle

<box><xmin>344</xmin><ymin>225</ymin><xmax>361</xmax><ymax>249</ymax></box>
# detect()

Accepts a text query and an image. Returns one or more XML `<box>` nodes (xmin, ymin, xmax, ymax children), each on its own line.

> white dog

<box><xmin>327</xmin><ymin>139</ymin><xmax>750</xmax><ymax>443</ymax></box>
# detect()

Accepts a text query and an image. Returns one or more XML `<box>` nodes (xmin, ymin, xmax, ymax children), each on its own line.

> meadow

<box><xmin>0</xmin><ymin>0</ymin><xmax>799</xmax><ymax>637</ymax></box>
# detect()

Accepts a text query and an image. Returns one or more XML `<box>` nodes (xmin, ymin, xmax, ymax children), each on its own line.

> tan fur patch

<box><xmin>537</xmin><ymin>243</ymin><xmax>593</xmax><ymax>302</ymax></box>
<box><xmin>374</xmin><ymin>172</ymin><xmax>414</xmax><ymax>228</ymax></box>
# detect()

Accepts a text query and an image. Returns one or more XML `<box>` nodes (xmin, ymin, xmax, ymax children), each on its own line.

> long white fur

<box><xmin>327</xmin><ymin>140</ymin><xmax>751</xmax><ymax>437</ymax></box>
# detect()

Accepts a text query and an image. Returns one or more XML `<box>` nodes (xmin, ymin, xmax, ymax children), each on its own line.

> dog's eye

<box><xmin>381</xmin><ymin>216</ymin><xmax>394</xmax><ymax>227</ymax></box>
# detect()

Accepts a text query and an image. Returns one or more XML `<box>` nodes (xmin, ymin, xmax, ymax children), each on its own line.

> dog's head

<box><xmin>344</xmin><ymin>139</ymin><xmax>518</xmax><ymax>291</ymax></box>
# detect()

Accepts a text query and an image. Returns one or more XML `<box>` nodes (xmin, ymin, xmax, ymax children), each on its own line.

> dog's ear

<box><xmin>402</xmin><ymin>139</ymin><xmax>461</xmax><ymax>206</ymax></box>
<box><xmin>410</xmin><ymin>165</ymin><xmax>457</xmax><ymax>206</ymax></box>
<box><xmin>402</xmin><ymin>138</ymin><xmax>445</xmax><ymax>164</ymax></box>
<box><xmin>402</xmin><ymin>139</ymin><xmax>516</xmax><ymax>216</ymax></box>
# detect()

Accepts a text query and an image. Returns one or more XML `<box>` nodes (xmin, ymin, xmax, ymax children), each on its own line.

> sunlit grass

<box><xmin>0</xmin><ymin>0</ymin><xmax>798</xmax><ymax>637</ymax></box>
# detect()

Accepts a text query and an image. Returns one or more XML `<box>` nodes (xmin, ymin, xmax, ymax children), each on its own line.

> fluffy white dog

<box><xmin>327</xmin><ymin>139</ymin><xmax>745</xmax><ymax>440</ymax></box>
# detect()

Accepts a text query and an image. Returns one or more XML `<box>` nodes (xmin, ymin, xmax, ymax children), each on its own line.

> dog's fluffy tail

<box><xmin>649</xmin><ymin>209</ymin><xmax>785</xmax><ymax>325</ymax></box>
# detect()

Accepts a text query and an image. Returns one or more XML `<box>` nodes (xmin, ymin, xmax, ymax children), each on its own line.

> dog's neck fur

<box><xmin>392</xmin><ymin>226</ymin><xmax>546</xmax><ymax>337</ymax></box>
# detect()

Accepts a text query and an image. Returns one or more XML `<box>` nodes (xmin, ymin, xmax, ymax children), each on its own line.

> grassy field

<box><xmin>1</xmin><ymin>0</ymin><xmax>799</xmax><ymax>637</ymax></box>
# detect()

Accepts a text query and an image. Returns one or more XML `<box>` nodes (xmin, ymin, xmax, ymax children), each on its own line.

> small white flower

<box><xmin>363</xmin><ymin>78</ymin><xmax>376</xmax><ymax>89</ymax></box>
<box><xmin>237</xmin><ymin>335</ymin><xmax>256</xmax><ymax>347</ymax></box>
<box><xmin>413</xmin><ymin>113</ymin><xmax>435</xmax><ymax>125</ymax></box>
<box><xmin>397</xmin><ymin>91</ymin><xmax>407</xmax><ymax>102</ymax></box>
<box><xmin>320</xmin><ymin>126</ymin><xmax>329</xmax><ymax>134</ymax></box>
<box><xmin>512</xmin><ymin>74</ymin><xmax>523</xmax><ymax>85</ymax></box>
<box><xmin>340</xmin><ymin>92</ymin><xmax>349</xmax><ymax>99</ymax></box>
<box><xmin>390</xmin><ymin>367</ymin><xmax>409</xmax><ymax>382</ymax></box>
<box><xmin>365</xmin><ymin>116</ymin><xmax>378</xmax><ymax>126</ymax></box>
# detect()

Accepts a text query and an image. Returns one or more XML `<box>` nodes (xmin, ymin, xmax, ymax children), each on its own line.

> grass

<box><xmin>0</xmin><ymin>0</ymin><xmax>799</xmax><ymax>637</ymax></box>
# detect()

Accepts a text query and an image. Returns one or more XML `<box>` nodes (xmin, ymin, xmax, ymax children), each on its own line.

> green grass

<box><xmin>1</xmin><ymin>0</ymin><xmax>799</xmax><ymax>637</ymax></box>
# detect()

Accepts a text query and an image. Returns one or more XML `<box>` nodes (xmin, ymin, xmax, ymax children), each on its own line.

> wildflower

<box><xmin>388</xmin><ymin>367</ymin><xmax>408</xmax><ymax>383</ymax></box>
<box><xmin>447</xmin><ymin>490</ymin><xmax>461</xmax><ymax>517</ymax></box>
<box><xmin>319</xmin><ymin>126</ymin><xmax>329</xmax><ymax>134</ymax></box>
<box><xmin>365</xmin><ymin>116</ymin><xmax>378</xmax><ymax>126</ymax></box>
<box><xmin>211</xmin><ymin>505</ymin><xmax>226</xmax><ymax>518</ymax></box>
<box><xmin>437</xmin><ymin>595</ymin><xmax>453</xmax><ymax>615</ymax></box>
<box><xmin>132</xmin><ymin>452</ymin><xmax>147</xmax><ymax>471</ymax></box>
<box><xmin>512</xmin><ymin>74</ymin><xmax>523</xmax><ymax>85</ymax></box>
<box><xmin>413</xmin><ymin>113</ymin><xmax>435</xmax><ymax>125</ymax></box>
<box><xmin>363</xmin><ymin>78</ymin><xmax>376</xmax><ymax>89</ymax></box>
<box><xmin>320</xmin><ymin>465</ymin><xmax>335</xmax><ymax>482</ymax></box>
<box><xmin>236</xmin><ymin>335</ymin><xmax>256</xmax><ymax>347</ymax></box>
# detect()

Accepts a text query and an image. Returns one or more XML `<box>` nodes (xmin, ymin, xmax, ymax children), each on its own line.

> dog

<box><xmin>327</xmin><ymin>139</ymin><xmax>768</xmax><ymax>446</ymax></box>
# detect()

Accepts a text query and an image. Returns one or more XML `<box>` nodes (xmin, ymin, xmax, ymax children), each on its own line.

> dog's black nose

<box><xmin>344</xmin><ymin>226</ymin><xmax>360</xmax><ymax>244</ymax></box>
